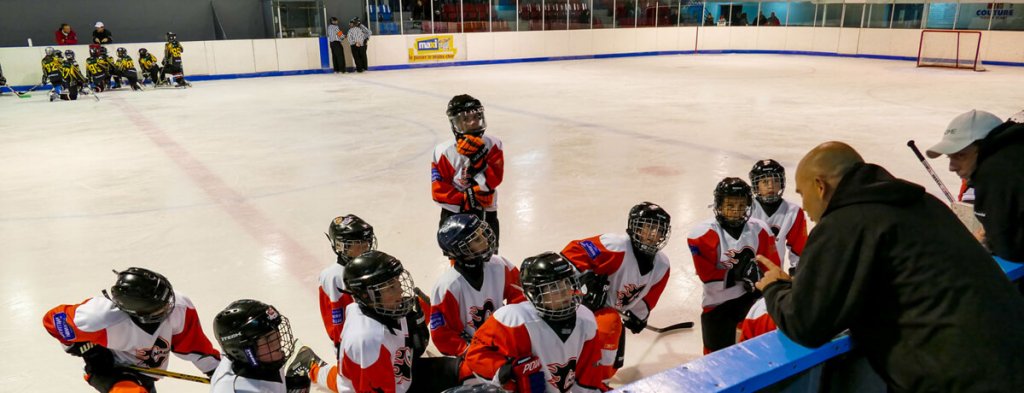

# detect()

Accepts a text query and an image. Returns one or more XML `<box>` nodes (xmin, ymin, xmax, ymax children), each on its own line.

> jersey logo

<box><xmin>429</xmin><ymin>311</ymin><xmax>446</xmax><ymax>330</ymax></box>
<box><xmin>615</xmin><ymin>284</ymin><xmax>647</xmax><ymax>309</ymax></box>
<box><xmin>135</xmin><ymin>337</ymin><xmax>170</xmax><ymax>368</ymax></box>
<box><xmin>431</xmin><ymin>167</ymin><xmax>442</xmax><ymax>182</ymax></box>
<box><xmin>332</xmin><ymin>308</ymin><xmax>345</xmax><ymax>324</ymax></box>
<box><xmin>689</xmin><ymin>244</ymin><xmax>700</xmax><ymax>256</ymax></box>
<box><xmin>770</xmin><ymin>226</ymin><xmax>781</xmax><ymax>237</ymax></box>
<box><xmin>392</xmin><ymin>347</ymin><xmax>413</xmax><ymax>383</ymax></box>
<box><xmin>719</xmin><ymin>247</ymin><xmax>755</xmax><ymax>270</ymax></box>
<box><xmin>547</xmin><ymin>358</ymin><xmax>578</xmax><ymax>392</ymax></box>
<box><xmin>579</xmin><ymin>240</ymin><xmax>601</xmax><ymax>259</ymax></box>
<box><xmin>53</xmin><ymin>312</ymin><xmax>76</xmax><ymax>341</ymax></box>
<box><xmin>468</xmin><ymin>299</ymin><xmax>496</xmax><ymax>329</ymax></box>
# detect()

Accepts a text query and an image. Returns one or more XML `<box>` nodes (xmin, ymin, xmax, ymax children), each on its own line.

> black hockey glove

<box><xmin>463</xmin><ymin>187</ymin><xmax>482</xmax><ymax>213</ymax></box>
<box><xmin>67</xmin><ymin>342</ymin><xmax>116</xmax><ymax>375</ymax></box>
<box><xmin>622</xmin><ymin>311</ymin><xmax>647</xmax><ymax>334</ymax></box>
<box><xmin>0</xmin><ymin>75</ymin><xmax>6</xmax><ymax>86</ymax></box>
<box><xmin>730</xmin><ymin>253</ymin><xmax>763</xmax><ymax>293</ymax></box>
<box><xmin>406</xmin><ymin>297</ymin><xmax>429</xmax><ymax>359</ymax></box>
<box><xmin>578</xmin><ymin>271</ymin><xmax>609</xmax><ymax>311</ymax></box>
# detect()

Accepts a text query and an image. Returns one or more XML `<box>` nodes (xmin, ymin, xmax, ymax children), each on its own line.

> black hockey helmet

<box><xmin>520</xmin><ymin>252</ymin><xmax>579</xmax><ymax>321</ymax></box>
<box><xmin>214</xmin><ymin>299</ymin><xmax>295</xmax><ymax>370</ymax></box>
<box><xmin>437</xmin><ymin>213</ymin><xmax>496</xmax><ymax>268</ymax></box>
<box><xmin>98</xmin><ymin>46</ymin><xmax>108</xmax><ymax>55</ymax></box>
<box><xmin>343</xmin><ymin>251</ymin><xmax>416</xmax><ymax>318</ymax></box>
<box><xmin>54</xmin><ymin>50</ymin><xmax>63</xmax><ymax>59</ymax></box>
<box><xmin>106</xmin><ymin>267</ymin><xmax>175</xmax><ymax>324</ymax></box>
<box><xmin>139</xmin><ymin>48</ymin><xmax>149</xmax><ymax>57</ymax></box>
<box><xmin>714</xmin><ymin>177</ymin><xmax>753</xmax><ymax>228</ymax></box>
<box><xmin>116</xmin><ymin>47</ymin><xmax>127</xmax><ymax>57</ymax></box>
<box><xmin>350</xmin><ymin>17</ymin><xmax>362</xmax><ymax>25</ymax></box>
<box><xmin>446</xmin><ymin>94</ymin><xmax>486</xmax><ymax>137</ymax></box>
<box><xmin>627</xmin><ymin>202</ymin><xmax>671</xmax><ymax>255</ymax></box>
<box><xmin>166</xmin><ymin>32</ymin><xmax>177</xmax><ymax>43</ymax></box>
<box><xmin>89</xmin><ymin>45</ymin><xmax>100</xmax><ymax>57</ymax></box>
<box><xmin>64</xmin><ymin>50</ymin><xmax>76</xmax><ymax>60</ymax></box>
<box><xmin>326</xmin><ymin>214</ymin><xmax>377</xmax><ymax>264</ymax></box>
<box><xmin>749</xmin><ymin>159</ymin><xmax>786</xmax><ymax>204</ymax></box>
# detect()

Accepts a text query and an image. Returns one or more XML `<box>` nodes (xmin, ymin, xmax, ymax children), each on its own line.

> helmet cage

<box><xmin>525</xmin><ymin>276</ymin><xmax>580</xmax><ymax>321</ymax></box>
<box><xmin>714</xmin><ymin>194</ymin><xmax>752</xmax><ymax>228</ymax></box>
<box><xmin>751</xmin><ymin>171</ymin><xmax>785</xmax><ymax>204</ymax></box>
<box><xmin>448</xmin><ymin>107</ymin><xmax>487</xmax><ymax>137</ymax></box>
<box><xmin>360</xmin><ymin>271</ymin><xmax>416</xmax><ymax>318</ymax></box>
<box><xmin>627</xmin><ymin>216</ymin><xmax>671</xmax><ymax>255</ymax></box>
<box><xmin>445</xmin><ymin>224</ymin><xmax>496</xmax><ymax>266</ymax></box>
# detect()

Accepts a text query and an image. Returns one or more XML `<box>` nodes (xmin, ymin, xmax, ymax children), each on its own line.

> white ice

<box><xmin>3</xmin><ymin>54</ymin><xmax>1022</xmax><ymax>392</ymax></box>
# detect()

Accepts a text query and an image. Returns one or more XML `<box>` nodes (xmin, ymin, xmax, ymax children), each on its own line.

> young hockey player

<box><xmin>61</xmin><ymin>49</ymin><xmax>88</xmax><ymax>100</ymax></box>
<box><xmin>430</xmin><ymin>214</ymin><xmax>525</xmax><ymax>363</ymax></box>
<box><xmin>114</xmin><ymin>47</ymin><xmax>143</xmax><ymax>90</ymax></box>
<box><xmin>317</xmin><ymin>214</ymin><xmax>376</xmax><ymax>351</ymax></box>
<box><xmin>687</xmin><ymin>178</ymin><xmax>781</xmax><ymax>353</ymax></box>
<box><xmin>432</xmin><ymin>94</ymin><xmax>505</xmax><ymax>247</ymax></box>
<box><xmin>97</xmin><ymin>46</ymin><xmax>121</xmax><ymax>89</ymax></box>
<box><xmin>560</xmin><ymin>201</ymin><xmax>673</xmax><ymax>385</ymax></box>
<box><xmin>462</xmin><ymin>252</ymin><xmax>606</xmax><ymax>392</ymax></box>
<box><xmin>41</xmin><ymin>47</ymin><xmax>65</xmax><ymax>101</ymax></box>
<box><xmin>42</xmin><ymin>267</ymin><xmax>221</xmax><ymax>392</ymax></box>
<box><xmin>85</xmin><ymin>46</ymin><xmax>111</xmax><ymax>92</ymax></box>
<box><xmin>748</xmin><ymin>159</ymin><xmax>807</xmax><ymax>275</ymax></box>
<box><xmin>211</xmin><ymin>299</ymin><xmax>328</xmax><ymax>393</ymax></box>
<box><xmin>138</xmin><ymin>48</ymin><xmax>162</xmax><ymax>86</ymax></box>
<box><xmin>162</xmin><ymin>32</ymin><xmax>190</xmax><ymax>87</ymax></box>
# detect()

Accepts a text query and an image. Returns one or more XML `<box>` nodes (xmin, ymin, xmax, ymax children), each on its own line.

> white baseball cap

<box><xmin>925</xmin><ymin>110</ymin><xmax>1002</xmax><ymax>159</ymax></box>
<box><xmin>95</xmin><ymin>22</ymin><xmax>104</xmax><ymax>28</ymax></box>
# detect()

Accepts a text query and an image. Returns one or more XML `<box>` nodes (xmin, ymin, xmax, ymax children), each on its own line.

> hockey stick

<box><xmin>1</xmin><ymin>85</ymin><xmax>31</xmax><ymax>98</ymax></box>
<box><xmin>907</xmin><ymin>140</ymin><xmax>955</xmax><ymax>204</ymax></box>
<box><xmin>123</xmin><ymin>365</ymin><xmax>210</xmax><ymax>384</ymax></box>
<box><xmin>81</xmin><ymin>85</ymin><xmax>101</xmax><ymax>102</ymax></box>
<box><xmin>615</xmin><ymin>310</ymin><xmax>694</xmax><ymax>333</ymax></box>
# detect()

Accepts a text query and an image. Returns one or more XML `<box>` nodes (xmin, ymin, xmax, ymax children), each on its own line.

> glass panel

<box><xmin>729</xmin><ymin>2</ymin><xmax>759</xmax><ymax>26</ymax></box>
<box><xmin>788</xmin><ymin>2</ymin><xmax>816</xmax><ymax>26</ymax></box>
<box><xmin>705</xmin><ymin>2</ymin><xmax>733</xmax><ymax>25</ymax></box>
<box><xmin>759</xmin><ymin>2</ymin><xmax>786</xmax><ymax>26</ymax></box>
<box><xmin>616</xmin><ymin>0</ymin><xmax>639</xmax><ymax>28</ymax></box>
<box><xmin>545</xmin><ymin>0</ymin><xmax>569</xmax><ymax>29</ymax></box>
<box><xmin>519</xmin><ymin>0</ymin><xmax>543</xmax><ymax>30</ymax></box>
<box><xmin>494</xmin><ymin>0</ymin><xmax>514</xmax><ymax>31</ymax></box>
<box><xmin>891</xmin><ymin>3</ymin><xmax>924</xmax><ymax>29</ymax></box>
<box><xmin>924</xmin><ymin>2</ymin><xmax>956</xmax><ymax>29</ymax></box>
<box><xmin>679</xmin><ymin>0</ymin><xmax>703</xmax><ymax>26</ymax></box>
<box><xmin>843</xmin><ymin>3</ymin><xmax>865</xmax><ymax>27</ymax></box>
<box><xmin>403</xmin><ymin>0</ymin><xmax>431</xmax><ymax>33</ymax></box>
<box><xmin>278</xmin><ymin>0</ymin><xmax>325</xmax><ymax>37</ymax></box>
<box><xmin>657</xmin><ymin>0</ymin><xmax>679</xmax><ymax>26</ymax></box>
<box><xmin>988</xmin><ymin>3</ymin><xmax>1024</xmax><ymax>31</ymax></box>
<box><xmin>865</xmin><ymin>3</ymin><xmax>893</xmax><ymax>28</ymax></box>
<box><xmin>822</xmin><ymin>3</ymin><xmax>842</xmax><ymax>27</ymax></box>
<box><xmin>956</xmin><ymin>3</ymin><xmax>990</xmax><ymax>30</ymax></box>
<box><xmin>593</xmin><ymin>0</ymin><xmax>613</xmax><ymax>28</ymax></box>
<box><xmin>638</xmin><ymin>0</ymin><xmax>657</xmax><ymax>26</ymax></box>
<box><xmin>569</xmin><ymin>0</ymin><xmax>593</xmax><ymax>29</ymax></box>
<box><xmin>462</xmin><ymin>0</ymin><xmax>490</xmax><ymax>32</ymax></box>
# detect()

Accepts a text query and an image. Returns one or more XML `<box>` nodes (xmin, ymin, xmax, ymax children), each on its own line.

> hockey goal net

<box><xmin>917</xmin><ymin>30</ymin><xmax>985</xmax><ymax>71</ymax></box>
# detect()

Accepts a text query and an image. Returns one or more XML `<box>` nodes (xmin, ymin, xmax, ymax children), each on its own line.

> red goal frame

<box><xmin>917</xmin><ymin>29</ymin><xmax>984</xmax><ymax>71</ymax></box>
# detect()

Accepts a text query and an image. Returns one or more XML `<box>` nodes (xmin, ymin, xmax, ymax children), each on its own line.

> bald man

<box><xmin>755</xmin><ymin>142</ymin><xmax>1024</xmax><ymax>393</ymax></box>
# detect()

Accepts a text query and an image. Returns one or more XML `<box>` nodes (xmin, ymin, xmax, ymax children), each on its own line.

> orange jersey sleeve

<box><xmin>479</xmin><ymin>144</ymin><xmax>504</xmax><ymax>191</ymax></box>
<box><xmin>756</xmin><ymin>227</ymin><xmax>782</xmax><ymax>270</ymax></box>
<box><xmin>787</xmin><ymin>208</ymin><xmax>808</xmax><ymax>257</ymax></box>
<box><xmin>171</xmin><ymin>306</ymin><xmax>221</xmax><ymax>372</ymax></box>
<box><xmin>688</xmin><ymin>230</ymin><xmax>725</xmax><ymax>283</ymax></box>
<box><xmin>739</xmin><ymin>312</ymin><xmax>778</xmax><ymax>342</ymax></box>
<box><xmin>42</xmin><ymin>298</ymin><xmax>108</xmax><ymax>347</ymax></box>
<box><xmin>431</xmin><ymin>156</ymin><xmax>466</xmax><ymax>207</ymax></box>
<box><xmin>341</xmin><ymin>345</ymin><xmax>397</xmax><ymax>393</ymax></box>
<box><xmin>574</xmin><ymin>333</ymin><xmax>608</xmax><ymax>391</ymax></box>
<box><xmin>319</xmin><ymin>288</ymin><xmax>353</xmax><ymax>345</ymax></box>
<box><xmin>503</xmin><ymin>265</ymin><xmax>526</xmax><ymax>304</ymax></box>
<box><xmin>561</xmin><ymin>236</ymin><xmax>624</xmax><ymax>275</ymax></box>
<box><xmin>640</xmin><ymin>267</ymin><xmax>670</xmax><ymax>313</ymax></box>
<box><xmin>463</xmin><ymin>317</ymin><xmax>533</xmax><ymax>380</ymax></box>
<box><xmin>430</xmin><ymin>291</ymin><xmax>470</xmax><ymax>356</ymax></box>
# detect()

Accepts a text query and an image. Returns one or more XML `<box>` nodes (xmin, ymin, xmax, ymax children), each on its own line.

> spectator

<box><xmin>755</xmin><ymin>12</ymin><xmax>768</xmax><ymax>26</ymax></box>
<box><xmin>92</xmin><ymin>22</ymin><xmax>112</xmax><ymax>44</ymax></box>
<box><xmin>704</xmin><ymin>11</ymin><xmax>714</xmax><ymax>26</ymax></box>
<box><xmin>926</xmin><ymin>110</ymin><xmax>1024</xmax><ymax>261</ymax></box>
<box><xmin>411</xmin><ymin>0</ymin><xmax>426</xmax><ymax>21</ymax></box>
<box><xmin>756</xmin><ymin>141</ymin><xmax>1024</xmax><ymax>393</ymax></box>
<box><xmin>736</xmin><ymin>12</ymin><xmax>750</xmax><ymax>26</ymax></box>
<box><xmin>767</xmin><ymin>12</ymin><xmax>781</xmax><ymax>26</ymax></box>
<box><xmin>717</xmin><ymin>16</ymin><xmax>728</xmax><ymax>26</ymax></box>
<box><xmin>347</xmin><ymin>17</ymin><xmax>371</xmax><ymax>73</ymax></box>
<box><xmin>55</xmin><ymin>23</ymin><xmax>78</xmax><ymax>45</ymax></box>
<box><xmin>326</xmin><ymin>17</ymin><xmax>347</xmax><ymax>73</ymax></box>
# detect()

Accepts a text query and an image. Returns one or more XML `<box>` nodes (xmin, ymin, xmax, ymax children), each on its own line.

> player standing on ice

<box><xmin>687</xmin><ymin>178</ymin><xmax>781</xmax><ymax>353</ymax></box>
<box><xmin>462</xmin><ymin>252</ymin><xmax>606</xmax><ymax>392</ymax></box>
<box><xmin>317</xmin><ymin>214</ymin><xmax>376</xmax><ymax>353</ymax></box>
<box><xmin>432</xmin><ymin>94</ymin><xmax>505</xmax><ymax>248</ymax></box>
<box><xmin>163</xmin><ymin>32</ymin><xmax>191</xmax><ymax>87</ymax></box>
<box><xmin>559</xmin><ymin>202</ymin><xmax>672</xmax><ymax>387</ymax></box>
<box><xmin>429</xmin><ymin>214</ymin><xmax>525</xmax><ymax>371</ymax></box>
<box><xmin>42</xmin><ymin>267</ymin><xmax>221</xmax><ymax>392</ymax></box>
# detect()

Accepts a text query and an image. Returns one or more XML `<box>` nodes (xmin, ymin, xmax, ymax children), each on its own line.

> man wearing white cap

<box><xmin>927</xmin><ymin>109</ymin><xmax>1024</xmax><ymax>261</ymax></box>
<box><xmin>92</xmin><ymin>22</ymin><xmax>112</xmax><ymax>44</ymax></box>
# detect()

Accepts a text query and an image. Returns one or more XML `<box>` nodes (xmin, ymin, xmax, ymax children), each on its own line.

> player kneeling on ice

<box><xmin>462</xmin><ymin>252</ymin><xmax>606</xmax><ymax>392</ymax></box>
<box><xmin>310</xmin><ymin>250</ymin><xmax>460</xmax><ymax>392</ymax></box>
<box><xmin>687</xmin><ymin>178</ymin><xmax>781</xmax><ymax>353</ymax></box>
<box><xmin>41</xmin><ymin>47</ymin><xmax>66</xmax><ymax>101</ymax></box>
<box><xmin>318</xmin><ymin>214</ymin><xmax>377</xmax><ymax>353</ymax></box>
<box><xmin>114</xmin><ymin>47</ymin><xmax>143</xmax><ymax>91</ymax></box>
<box><xmin>61</xmin><ymin>50</ymin><xmax>89</xmax><ymax>100</ymax></box>
<box><xmin>42</xmin><ymin>267</ymin><xmax>221</xmax><ymax>393</ymax></box>
<box><xmin>138</xmin><ymin>48</ymin><xmax>163</xmax><ymax>86</ymax></box>
<box><xmin>211</xmin><ymin>299</ymin><xmax>327</xmax><ymax>392</ymax></box>
<box><xmin>559</xmin><ymin>202</ymin><xmax>673</xmax><ymax>385</ymax></box>
<box><xmin>430</xmin><ymin>214</ymin><xmax>525</xmax><ymax>373</ymax></box>
<box><xmin>86</xmin><ymin>46</ymin><xmax>112</xmax><ymax>92</ymax></box>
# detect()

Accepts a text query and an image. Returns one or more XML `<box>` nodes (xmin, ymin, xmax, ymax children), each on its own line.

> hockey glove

<box><xmin>463</xmin><ymin>187</ymin><xmax>482</xmax><ymax>213</ymax></box>
<box><xmin>68</xmin><ymin>342</ymin><xmax>116</xmax><ymax>376</ymax></box>
<box><xmin>498</xmin><ymin>356</ymin><xmax>546</xmax><ymax>393</ymax></box>
<box><xmin>731</xmin><ymin>254</ymin><xmax>763</xmax><ymax>293</ymax></box>
<box><xmin>406</xmin><ymin>299</ymin><xmax>429</xmax><ymax>359</ymax></box>
<box><xmin>456</xmin><ymin>134</ymin><xmax>486</xmax><ymax>159</ymax></box>
<box><xmin>578</xmin><ymin>271</ymin><xmax>609</xmax><ymax>311</ymax></box>
<box><xmin>622</xmin><ymin>311</ymin><xmax>647</xmax><ymax>334</ymax></box>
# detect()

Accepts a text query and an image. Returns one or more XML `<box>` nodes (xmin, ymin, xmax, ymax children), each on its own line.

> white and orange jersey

<box><xmin>560</xmin><ymin>233</ymin><xmax>671</xmax><ymax>320</ymax></box>
<box><xmin>318</xmin><ymin>263</ymin><xmax>355</xmax><ymax>346</ymax></box>
<box><xmin>42</xmin><ymin>292</ymin><xmax>220</xmax><ymax>375</ymax></box>
<box><xmin>209</xmin><ymin>357</ymin><xmax>286</xmax><ymax>393</ymax></box>
<box><xmin>750</xmin><ymin>199</ymin><xmax>808</xmax><ymax>273</ymax></box>
<box><xmin>687</xmin><ymin>218</ymin><xmax>781</xmax><ymax>310</ymax></box>
<box><xmin>429</xmin><ymin>255</ymin><xmax>526</xmax><ymax>356</ymax></box>
<box><xmin>431</xmin><ymin>135</ymin><xmax>505</xmax><ymax>212</ymax></box>
<box><xmin>463</xmin><ymin>302</ymin><xmax>604</xmax><ymax>393</ymax></box>
<box><xmin>738</xmin><ymin>298</ymin><xmax>777</xmax><ymax>342</ymax></box>
<box><xmin>333</xmin><ymin>300</ymin><xmax>430</xmax><ymax>393</ymax></box>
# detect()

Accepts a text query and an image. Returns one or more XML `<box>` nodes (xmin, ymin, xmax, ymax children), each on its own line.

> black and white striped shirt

<box><xmin>327</xmin><ymin>24</ymin><xmax>344</xmax><ymax>43</ymax></box>
<box><xmin>347</xmin><ymin>25</ymin><xmax>371</xmax><ymax>46</ymax></box>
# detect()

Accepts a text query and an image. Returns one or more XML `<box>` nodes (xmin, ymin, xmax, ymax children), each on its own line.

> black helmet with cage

<box><xmin>326</xmin><ymin>214</ymin><xmax>377</xmax><ymax>265</ymax></box>
<box><xmin>343</xmin><ymin>251</ymin><xmax>417</xmax><ymax>318</ymax></box>
<box><xmin>213</xmin><ymin>299</ymin><xmax>295</xmax><ymax>372</ymax></box>
<box><xmin>520</xmin><ymin>252</ymin><xmax>580</xmax><ymax>321</ymax></box>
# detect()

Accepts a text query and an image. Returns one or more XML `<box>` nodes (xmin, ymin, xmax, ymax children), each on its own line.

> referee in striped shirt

<box><xmin>348</xmin><ymin>17</ymin><xmax>371</xmax><ymax>73</ymax></box>
<box><xmin>327</xmin><ymin>17</ymin><xmax>347</xmax><ymax>73</ymax></box>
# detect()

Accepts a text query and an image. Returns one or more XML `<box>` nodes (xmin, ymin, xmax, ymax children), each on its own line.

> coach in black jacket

<box><xmin>756</xmin><ymin>142</ymin><xmax>1024</xmax><ymax>393</ymax></box>
<box><xmin>970</xmin><ymin>114</ymin><xmax>1024</xmax><ymax>261</ymax></box>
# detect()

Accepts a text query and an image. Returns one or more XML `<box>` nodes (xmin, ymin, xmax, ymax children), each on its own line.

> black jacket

<box><xmin>763</xmin><ymin>163</ymin><xmax>1024</xmax><ymax>393</ymax></box>
<box><xmin>971</xmin><ymin>121</ymin><xmax>1024</xmax><ymax>261</ymax></box>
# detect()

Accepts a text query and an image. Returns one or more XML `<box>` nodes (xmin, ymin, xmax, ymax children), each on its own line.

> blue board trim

<box><xmin>319</xmin><ymin>36</ymin><xmax>330</xmax><ymax>69</ymax></box>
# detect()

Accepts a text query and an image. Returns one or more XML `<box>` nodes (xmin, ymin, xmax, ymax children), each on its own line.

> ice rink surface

<box><xmin>2</xmin><ymin>53</ymin><xmax>1022</xmax><ymax>392</ymax></box>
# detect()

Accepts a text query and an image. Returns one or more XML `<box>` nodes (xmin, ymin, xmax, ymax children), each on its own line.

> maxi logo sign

<box><xmin>408</xmin><ymin>35</ymin><xmax>460</xmax><ymax>63</ymax></box>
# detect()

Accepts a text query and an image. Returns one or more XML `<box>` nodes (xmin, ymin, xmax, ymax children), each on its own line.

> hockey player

<box><xmin>430</xmin><ymin>214</ymin><xmax>525</xmax><ymax>362</ymax></box>
<box><xmin>114</xmin><ymin>47</ymin><xmax>143</xmax><ymax>90</ymax></box>
<box><xmin>61</xmin><ymin>49</ymin><xmax>89</xmax><ymax>100</ymax></box>
<box><xmin>748</xmin><ymin>159</ymin><xmax>807</xmax><ymax>275</ymax></box>
<box><xmin>41</xmin><ymin>47</ymin><xmax>65</xmax><ymax>101</ymax></box>
<box><xmin>86</xmin><ymin>46</ymin><xmax>111</xmax><ymax>92</ymax></box>
<box><xmin>163</xmin><ymin>32</ymin><xmax>190</xmax><ymax>87</ymax></box>
<box><xmin>462</xmin><ymin>252</ymin><xmax>606</xmax><ymax>392</ymax></box>
<box><xmin>309</xmin><ymin>250</ymin><xmax>457</xmax><ymax>392</ymax></box>
<box><xmin>560</xmin><ymin>201</ymin><xmax>672</xmax><ymax>384</ymax></box>
<box><xmin>42</xmin><ymin>267</ymin><xmax>221</xmax><ymax>392</ymax></box>
<box><xmin>432</xmin><ymin>94</ymin><xmax>505</xmax><ymax>247</ymax></box>
<box><xmin>138</xmin><ymin>48</ymin><xmax>162</xmax><ymax>86</ymax></box>
<box><xmin>96</xmin><ymin>46</ymin><xmax>121</xmax><ymax>89</ymax></box>
<box><xmin>687</xmin><ymin>178</ymin><xmax>781</xmax><ymax>353</ymax></box>
<box><xmin>317</xmin><ymin>214</ymin><xmax>376</xmax><ymax>351</ymax></box>
<box><xmin>211</xmin><ymin>299</ymin><xmax>328</xmax><ymax>393</ymax></box>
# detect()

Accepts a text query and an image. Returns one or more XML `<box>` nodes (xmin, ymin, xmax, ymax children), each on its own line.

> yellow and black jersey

<box><xmin>61</xmin><ymin>61</ymin><xmax>87</xmax><ymax>83</ymax></box>
<box><xmin>139</xmin><ymin>54</ymin><xmax>160</xmax><ymax>70</ymax></box>
<box><xmin>98</xmin><ymin>55</ymin><xmax>118</xmax><ymax>72</ymax></box>
<box><xmin>85</xmin><ymin>57</ymin><xmax>107</xmax><ymax>77</ymax></box>
<box><xmin>164</xmin><ymin>42</ymin><xmax>183</xmax><ymax>63</ymax></box>
<box><xmin>41</xmin><ymin>55</ymin><xmax>62</xmax><ymax>76</ymax></box>
<box><xmin>115</xmin><ymin>56</ymin><xmax>137</xmax><ymax>73</ymax></box>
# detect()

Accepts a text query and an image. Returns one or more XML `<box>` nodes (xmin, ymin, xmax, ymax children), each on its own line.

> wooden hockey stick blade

<box><xmin>646</xmin><ymin>321</ymin><xmax>694</xmax><ymax>333</ymax></box>
<box><xmin>124</xmin><ymin>365</ymin><xmax>210</xmax><ymax>384</ymax></box>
